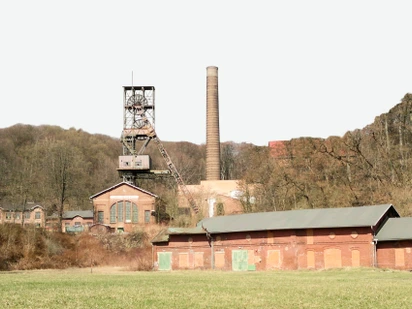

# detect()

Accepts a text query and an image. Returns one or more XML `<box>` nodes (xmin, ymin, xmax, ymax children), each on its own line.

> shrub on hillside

<box><xmin>0</xmin><ymin>225</ymin><xmax>160</xmax><ymax>271</ymax></box>
<box><xmin>0</xmin><ymin>224</ymin><xmax>24</xmax><ymax>270</ymax></box>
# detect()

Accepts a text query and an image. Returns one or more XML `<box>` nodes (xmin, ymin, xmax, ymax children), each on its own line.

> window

<box><xmin>125</xmin><ymin>201</ymin><xmax>131</xmax><ymax>222</ymax></box>
<box><xmin>144</xmin><ymin>210</ymin><xmax>151</xmax><ymax>223</ymax></box>
<box><xmin>6</xmin><ymin>212</ymin><xmax>12</xmax><ymax>220</ymax></box>
<box><xmin>132</xmin><ymin>204</ymin><xmax>138</xmax><ymax>223</ymax></box>
<box><xmin>15</xmin><ymin>213</ymin><xmax>21</xmax><ymax>220</ymax></box>
<box><xmin>35</xmin><ymin>212</ymin><xmax>41</xmax><ymax>220</ymax></box>
<box><xmin>110</xmin><ymin>205</ymin><xmax>116</xmax><ymax>223</ymax></box>
<box><xmin>117</xmin><ymin>201</ymin><xmax>124</xmax><ymax>222</ymax></box>
<box><xmin>25</xmin><ymin>212</ymin><xmax>30</xmax><ymax>219</ymax></box>
<box><xmin>109</xmin><ymin>201</ymin><xmax>138</xmax><ymax>224</ymax></box>
<box><xmin>75</xmin><ymin>222</ymin><xmax>81</xmax><ymax>226</ymax></box>
<box><xmin>98</xmin><ymin>211</ymin><xmax>104</xmax><ymax>224</ymax></box>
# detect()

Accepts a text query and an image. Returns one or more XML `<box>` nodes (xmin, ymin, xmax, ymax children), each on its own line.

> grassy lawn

<box><xmin>1</xmin><ymin>267</ymin><xmax>412</xmax><ymax>308</ymax></box>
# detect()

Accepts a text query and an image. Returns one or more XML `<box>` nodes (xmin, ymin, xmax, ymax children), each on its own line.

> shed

<box><xmin>375</xmin><ymin>217</ymin><xmax>412</xmax><ymax>270</ymax></box>
<box><xmin>152</xmin><ymin>204</ymin><xmax>399</xmax><ymax>271</ymax></box>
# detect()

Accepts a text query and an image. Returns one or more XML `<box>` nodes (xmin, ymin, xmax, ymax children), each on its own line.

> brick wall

<box><xmin>153</xmin><ymin>226</ymin><xmax>375</xmax><ymax>271</ymax></box>
<box><xmin>377</xmin><ymin>240</ymin><xmax>412</xmax><ymax>270</ymax></box>
<box><xmin>92</xmin><ymin>183</ymin><xmax>156</xmax><ymax>233</ymax></box>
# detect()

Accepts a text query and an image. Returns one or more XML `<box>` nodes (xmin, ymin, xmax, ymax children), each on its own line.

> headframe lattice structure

<box><xmin>121</xmin><ymin>86</ymin><xmax>155</xmax><ymax>156</ymax></box>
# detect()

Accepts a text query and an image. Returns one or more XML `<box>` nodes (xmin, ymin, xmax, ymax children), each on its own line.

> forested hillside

<box><xmin>244</xmin><ymin>93</ymin><xmax>412</xmax><ymax>216</ymax></box>
<box><xmin>1</xmin><ymin>93</ymin><xmax>412</xmax><ymax>217</ymax></box>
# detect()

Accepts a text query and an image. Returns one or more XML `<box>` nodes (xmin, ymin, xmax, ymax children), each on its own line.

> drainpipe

<box><xmin>202</xmin><ymin>224</ymin><xmax>214</xmax><ymax>270</ymax></box>
<box><xmin>371</xmin><ymin>225</ymin><xmax>377</xmax><ymax>268</ymax></box>
<box><xmin>211</xmin><ymin>237</ymin><xmax>215</xmax><ymax>270</ymax></box>
<box><xmin>151</xmin><ymin>243</ymin><xmax>154</xmax><ymax>270</ymax></box>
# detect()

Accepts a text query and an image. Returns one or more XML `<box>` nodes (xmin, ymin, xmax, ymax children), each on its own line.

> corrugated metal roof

<box><xmin>198</xmin><ymin>204</ymin><xmax>398</xmax><ymax>234</ymax></box>
<box><xmin>168</xmin><ymin>227</ymin><xmax>205</xmax><ymax>234</ymax></box>
<box><xmin>375</xmin><ymin>217</ymin><xmax>412</xmax><ymax>241</ymax></box>
<box><xmin>151</xmin><ymin>226</ymin><xmax>205</xmax><ymax>243</ymax></box>
<box><xmin>151</xmin><ymin>229</ymin><xmax>170</xmax><ymax>243</ymax></box>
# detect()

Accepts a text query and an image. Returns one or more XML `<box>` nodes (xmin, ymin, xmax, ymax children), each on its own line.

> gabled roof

<box><xmin>375</xmin><ymin>217</ymin><xmax>412</xmax><ymax>241</ymax></box>
<box><xmin>0</xmin><ymin>204</ymin><xmax>44</xmax><ymax>211</ymax></box>
<box><xmin>63</xmin><ymin>210</ymin><xmax>93</xmax><ymax>219</ymax></box>
<box><xmin>151</xmin><ymin>226</ymin><xmax>205</xmax><ymax>243</ymax></box>
<box><xmin>151</xmin><ymin>204</ymin><xmax>399</xmax><ymax>244</ymax></box>
<box><xmin>89</xmin><ymin>181</ymin><xmax>158</xmax><ymax>199</ymax></box>
<box><xmin>197</xmin><ymin>204</ymin><xmax>399</xmax><ymax>234</ymax></box>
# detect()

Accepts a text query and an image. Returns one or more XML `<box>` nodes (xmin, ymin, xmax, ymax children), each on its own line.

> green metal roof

<box><xmin>167</xmin><ymin>227</ymin><xmax>205</xmax><ymax>234</ymax></box>
<box><xmin>151</xmin><ymin>229</ymin><xmax>170</xmax><ymax>243</ymax></box>
<box><xmin>197</xmin><ymin>204</ymin><xmax>398</xmax><ymax>234</ymax></box>
<box><xmin>151</xmin><ymin>204</ymin><xmax>399</xmax><ymax>244</ymax></box>
<box><xmin>151</xmin><ymin>226</ymin><xmax>205</xmax><ymax>243</ymax></box>
<box><xmin>375</xmin><ymin>217</ymin><xmax>412</xmax><ymax>241</ymax></box>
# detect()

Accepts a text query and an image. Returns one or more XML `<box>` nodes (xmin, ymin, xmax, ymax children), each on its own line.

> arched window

<box><xmin>110</xmin><ymin>205</ymin><xmax>116</xmax><ymax>223</ymax></box>
<box><xmin>109</xmin><ymin>201</ymin><xmax>138</xmax><ymax>223</ymax></box>
<box><xmin>132</xmin><ymin>204</ymin><xmax>138</xmax><ymax>223</ymax></box>
<box><xmin>125</xmin><ymin>201</ymin><xmax>131</xmax><ymax>222</ymax></box>
<box><xmin>117</xmin><ymin>201</ymin><xmax>124</xmax><ymax>222</ymax></box>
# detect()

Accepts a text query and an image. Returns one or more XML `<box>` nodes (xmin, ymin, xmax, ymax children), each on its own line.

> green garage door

<box><xmin>158</xmin><ymin>252</ymin><xmax>172</xmax><ymax>271</ymax></box>
<box><xmin>232</xmin><ymin>250</ymin><xmax>248</xmax><ymax>271</ymax></box>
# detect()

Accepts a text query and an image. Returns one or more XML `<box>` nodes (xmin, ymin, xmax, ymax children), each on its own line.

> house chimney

<box><xmin>206</xmin><ymin>66</ymin><xmax>221</xmax><ymax>180</ymax></box>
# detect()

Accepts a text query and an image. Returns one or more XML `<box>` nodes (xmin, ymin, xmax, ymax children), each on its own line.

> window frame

<box><xmin>144</xmin><ymin>210</ymin><xmax>151</xmax><ymax>223</ymax></box>
<box><xmin>109</xmin><ymin>200</ymin><xmax>138</xmax><ymax>224</ymax></box>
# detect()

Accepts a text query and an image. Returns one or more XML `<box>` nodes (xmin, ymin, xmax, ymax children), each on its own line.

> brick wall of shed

<box><xmin>153</xmin><ymin>234</ymin><xmax>211</xmax><ymax>270</ymax></box>
<box><xmin>377</xmin><ymin>241</ymin><xmax>412</xmax><ymax>270</ymax></box>
<box><xmin>152</xmin><ymin>227</ymin><xmax>375</xmax><ymax>271</ymax></box>
<box><xmin>211</xmin><ymin>227</ymin><xmax>373</xmax><ymax>270</ymax></box>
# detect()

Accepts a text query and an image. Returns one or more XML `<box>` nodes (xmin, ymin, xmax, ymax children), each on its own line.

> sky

<box><xmin>1</xmin><ymin>1</ymin><xmax>411</xmax><ymax>146</ymax></box>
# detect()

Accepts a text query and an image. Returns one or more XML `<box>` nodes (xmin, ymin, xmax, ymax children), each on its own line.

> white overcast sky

<box><xmin>1</xmin><ymin>1</ymin><xmax>411</xmax><ymax>146</ymax></box>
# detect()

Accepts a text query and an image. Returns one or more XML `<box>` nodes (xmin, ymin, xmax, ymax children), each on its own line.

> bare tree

<box><xmin>42</xmin><ymin>140</ymin><xmax>83</xmax><ymax>231</ymax></box>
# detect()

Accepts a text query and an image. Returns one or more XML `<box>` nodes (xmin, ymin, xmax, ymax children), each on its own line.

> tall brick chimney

<box><xmin>206</xmin><ymin>66</ymin><xmax>221</xmax><ymax>180</ymax></box>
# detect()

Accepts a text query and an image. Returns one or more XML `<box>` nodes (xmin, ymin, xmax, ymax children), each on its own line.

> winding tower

<box><xmin>118</xmin><ymin>86</ymin><xmax>158</xmax><ymax>184</ymax></box>
<box><xmin>116</xmin><ymin>84</ymin><xmax>198</xmax><ymax>213</ymax></box>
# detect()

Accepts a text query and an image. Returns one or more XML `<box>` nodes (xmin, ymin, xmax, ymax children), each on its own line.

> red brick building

<box><xmin>0</xmin><ymin>204</ymin><xmax>46</xmax><ymax>228</ymax></box>
<box><xmin>375</xmin><ymin>217</ymin><xmax>412</xmax><ymax>270</ymax></box>
<box><xmin>62</xmin><ymin>210</ymin><xmax>94</xmax><ymax>233</ymax></box>
<box><xmin>90</xmin><ymin>182</ymin><xmax>158</xmax><ymax>233</ymax></box>
<box><xmin>152</xmin><ymin>204</ymin><xmax>400</xmax><ymax>271</ymax></box>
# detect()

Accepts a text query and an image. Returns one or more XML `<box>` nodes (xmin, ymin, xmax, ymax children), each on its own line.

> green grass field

<box><xmin>1</xmin><ymin>267</ymin><xmax>412</xmax><ymax>309</ymax></box>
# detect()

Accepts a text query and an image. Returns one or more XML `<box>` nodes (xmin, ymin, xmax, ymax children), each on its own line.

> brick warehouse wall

<box><xmin>377</xmin><ymin>241</ymin><xmax>412</xmax><ymax>270</ymax></box>
<box><xmin>153</xmin><ymin>226</ymin><xmax>375</xmax><ymax>271</ymax></box>
<box><xmin>153</xmin><ymin>234</ymin><xmax>212</xmax><ymax>270</ymax></box>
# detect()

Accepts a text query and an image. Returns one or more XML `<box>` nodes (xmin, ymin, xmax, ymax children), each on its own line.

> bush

<box><xmin>0</xmin><ymin>225</ymin><xmax>161</xmax><ymax>271</ymax></box>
